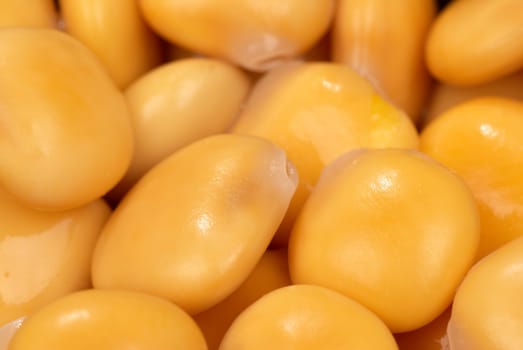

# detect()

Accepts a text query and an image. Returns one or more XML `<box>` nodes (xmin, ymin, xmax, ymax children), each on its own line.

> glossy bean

<box><xmin>8</xmin><ymin>289</ymin><xmax>207</xmax><ymax>350</ymax></box>
<box><xmin>92</xmin><ymin>134</ymin><xmax>297</xmax><ymax>314</ymax></box>
<box><xmin>0</xmin><ymin>187</ymin><xmax>110</xmax><ymax>326</ymax></box>
<box><xmin>233</xmin><ymin>62</ymin><xmax>418</xmax><ymax>246</ymax></box>
<box><xmin>219</xmin><ymin>285</ymin><xmax>398</xmax><ymax>350</ymax></box>
<box><xmin>110</xmin><ymin>58</ymin><xmax>251</xmax><ymax>200</ymax></box>
<box><xmin>332</xmin><ymin>0</ymin><xmax>436</xmax><ymax>122</ymax></box>
<box><xmin>426</xmin><ymin>0</ymin><xmax>523</xmax><ymax>85</ymax></box>
<box><xmin>289</xmin><ymin>149</ymin><xmax>479</xmax><ymax>332</ymax></box>
<box><xmin>421</xmin><ymin>97</ymin><xmax>523</xmax><ymax>258</ymax></box>
<box><xmin>139</xmin><ymin>0</ymin><xmax>335</xmax><ymax>71</ymax></box>
<box><xmin>0</xmin><ymin>28</ymin><xmax>133</xmax><ymax>211</ymax></box>
<box><xmin>194</xmin><ymin>249</ymin><xmax>291</xmax><ymax>350</ymax></box>
<box><xmin>60</xmin><ymin>0</ymin><xmax>163</xmax><ymax>88</ymax></box>
<box><xmin>448</xmin><ymin>237</ymin><xmax>523</xmax><ymax>350</ymax></box>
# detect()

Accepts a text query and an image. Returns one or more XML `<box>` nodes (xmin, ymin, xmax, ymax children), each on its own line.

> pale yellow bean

<box><xmin>333</xmin><ymin>0</ymin><xmax>436</xmax><ymax>123</ymax></box>
<box><xmin>92</xmin><ymin>134</ymin><xmax>297</xmax><ymax>314</ymax></box>
<box><xmin>8</xmin><ymin>290</ymin><xmax>207</xmax><ymax>350</ymax></box>
<box><xmin>0</xmin><ymin>0</ymin><xmax>56</xmax><ymax>29</ymax></box>
<box><xmin>194</xmin><ymin>249</ymin><xmax>291</xmax><ymax>350</ymax></box>
<box><xmin>139</xmin><ymin>0</ymin><xmax>335</xmax><ymax>71</ymax></box>
<box><xmin>426</xmin><ymin>0</ymin><xmax>523</xmax><ymax>85</ymax></box>
<box><xmin>421</xmin><ymin>98</ymin><xmax>523</xmax><ymax>258</ymax></box>
<box><xmin>219</xmin><ymin>285</ymin><xmax>398</xmax><ymax>350</ymax></box>
<box><xmin>0</xmin><ymin>186</ymin><xmax>110</xmax><ymax>326</ymax></box>
<box><xmin>61</xmin><ymin>0</ymin><xmax>163</xmax><ymax>88</ymax></box>
<box><xmin>110</xmin><ymin>58</ymin><xmax>251</xmax><ymax>200</ymax></box>
<box><xmin>448</xmin><ymin>237</ymin><xmax>523</xmax><ymax>350</ymax></box>
<box><xmin>0</xmin><ymin>28</ymin><xmax>133</xmax><ymax>211</ymax></box>
<box><xmin>233</xmin><ymin>62</ymin><xmax>418</xmax><ymax>246</ymax></box>
<box><xmin>289</xmin><ymin>149</ymin><xmax>479</xmax><ymax>332</ymax></box>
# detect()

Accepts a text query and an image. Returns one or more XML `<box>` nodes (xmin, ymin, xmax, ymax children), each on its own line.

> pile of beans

<box><xmin>1</xmin><ymin>0</ymin><xmax>522</xmax><ymax>349</ymax></box>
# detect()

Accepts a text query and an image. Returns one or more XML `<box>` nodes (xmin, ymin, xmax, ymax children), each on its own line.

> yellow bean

<box><xmin>448</xmin><ymin>236</ymin><xmax>523</xmax><ymax>350</ymax></box>
<box><xmin>1</xmin><ymin>2</ymin><xmax>523</xmax><ymax>346</ymax></box>
<box><xmin>8</xmin><ymin>289</ymin><xmax>207</xmax><ymax>350</ymax></box>
<box><xmin>426</xmin><ymin>0</ymin><xmax>523</xmax><ymax>86</ymax></box>
<box><xmin>289</xmin><ymin>149</ymin><xmax>479</xmax><ymax>332</ymax></box>
<box><xmin>110</xmin><ymin>58</ymin><xmax>251</xmax><ymax>200</ymax></box>
<box><xmin>421</xmin><ymin>97</ymin><xmax>523</xmax><ymax>258</ymax></box>
<box><xmin>92</xmin><ymin>134</ymin><xmax>297</xmax><ymax>314</ymax></box>
<box><xmin>219</xmin><ymin>285</ymin><xmax>398</xmax><ymax>350</ymax></box>
<box><xmin>0</xmin><ymin>28</ymin><xmax>134</xmax><ymax>211</ymax></box>
<box><xmin>194</xmin><ymin>249</ymin><xmax>291</xmax><ymax>350</ymax></box>
<box><xmin>139</xmin><ymin>0</ymin><xmax>335</xmax><ymax>71</ymax></box>
<box><xmin>61</xmin><ymin>0</ymin><xmax>163</xmax><ymax>88</ymax></box>
<box><xmin>332</xmin><ymin>0</ymin><xmax>436</xmax><ymax>123</ymax></box>
<box><xmin>233</xmin><ymin>62</ymin><xmax>418</xmax><ymax>246</ymax></box>
<box><xmin>0</xmin><ymin>186</ymin><xmax>110</xmax><ymax>326</ymax></box>
<box><xmin>423</xmin><ymin>70</ymin><xmax>523</xmax><ymax>126</ymax></box>
<box><xmin>0</xmin><ymin>0</ymin><xmax>56</xmax><ymax>29</ymax></box>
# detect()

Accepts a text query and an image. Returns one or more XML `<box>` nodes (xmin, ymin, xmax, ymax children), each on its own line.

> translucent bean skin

<box><xmin>139</xmin><ymin>0</ymin><xmax>335</xmax><ymax>71</ymax></box>
<box><xmin>61</xmin><ymin>0</ymin><xmax>163</xmax><ymax>88</ymax></box>
<box><xmin>233</xmin><ymin>62</ymin><xmax>418</xmax><ymax>246</ymax></box>
<box><xmin>110</xmin><ymin>58</ymin><xmax>251</xmax><ymax>200</ymax></box>
<box><xmin>426</xmin><ymin>0</ymin><xmax>523</xmax><ymax>86</ymax></box>
<box><xmin>92</xmin><ymin>134</ymin><xmax>297</xmax><ymax>314</ymax></box>
<box><xmin>219</xmin><ymin>285</ymin><xmax>398</xmax><ymax>350</ymax></box>
<box><xmin>0</xmin><ymin>318</ymin><xmax>24</xmax><ymax>350</ymax></box>
<box><xmin>0</xmin><ymin>187</ymin><xmax>111</xmax><ymax>326</ymax></box>
<box><xmin>0</xmin><ymin>28</ymin><xmax>133</xmax><ymax>211</ymax></box>
<box><xmin>448</xmin><ymin>237</ymin><xmax>523</xmax><ymax>350</ymax></box>
<box><xmin>7</xmin><ymin>290</ymin><xmax>207</xmax><ymax>350</ymax></box>
<box><xmin>421</xmin><ymin>97</ymin><xmax>523</xmax><ymax>258</ymax></box>
<box><xmin>289</xmin><ymin>149</ymin><xmax>479</xmax><ymax>332</ymax></box>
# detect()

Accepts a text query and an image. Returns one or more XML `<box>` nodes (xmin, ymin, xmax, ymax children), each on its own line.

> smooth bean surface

<box><xmin>8</xmin><ymin>290</ymin><xmax>207</xmax><ymax>350</ymax></box>
<box><xmin>333</xmin><ymin>0</ymin><xmax>436</xmax><ymax>122</ymax></box>
<box><xmin>233</xmin><ymin>62</ymin><xmax>418</xmax><ymax>246</ymax></box>
<box><xmin>289</xmin><ymin>149</ymin><xmax>479</xmax><ymax>332</ymax></box>
<box><xmin>421</xmin><ymin>97</ymin><xmax>523</xmax><ymax>258</ymax></box>
<box><xmin>61</xmin><ymin>0</ymin><xmax>163</xmax><ymax>88</ymax></box>
<box><xmin>220</xmin><ymin>285</ymin><xmax>398</xmax><ymax>350</ymax></box>
<box><xmin>110</xmin><ymin>58</ymin><xmax>251</xmax><ymax>200</ymax></box>
<box><xmin>0</xmin><ymin>28</ymin><xmax>133</xmax><ymax>211</ymax></box>
<box><xmin>0</xmin><ymin>0</ymin><xmax>56</xmax><ymax>29</ymax></box>
<box><xmin>0</xmin><ymin>1</ymin><xmax>522</xmax><ymax>348</ymax></box>
<box><xmin>448</xmin><ymin>237</ymin><xmax>523</xmax><ymax>350</ymax></box>
<box><xmin>426</xmin><ymin>0</ymin><xmax>523</xmax><ymax>85</ymax></box>
<box><xmin>194</xmin><ymin>249</ymin><xmax>291</xmax><ymax>350</ymax></box>
<box><xmin>92</xmin><ymin>134</ymin><xmax>297</xmax><ymax>314</ymax></box>
<box><xmin>139</xmin><ymin>0</ymin><xmax>335</xmax><ymax>71</ymax></box>
<box><xmin>0</xmin><ymin>187</ymin><xmax>110</xmax><ymax>326</ymax></box>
